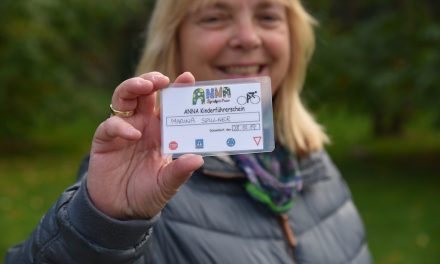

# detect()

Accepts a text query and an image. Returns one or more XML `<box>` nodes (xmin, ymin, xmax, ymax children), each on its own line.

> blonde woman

<box><xmin>6</xmin><ymin>0</ymin><xmax>371</xmax><ymax>263</ymax></box>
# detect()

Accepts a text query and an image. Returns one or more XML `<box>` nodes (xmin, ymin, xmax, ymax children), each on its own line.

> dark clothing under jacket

<box><xmin>5</xmin><ymin>150</ymin><xmax>372</xmax><ymax>264</ymax></box>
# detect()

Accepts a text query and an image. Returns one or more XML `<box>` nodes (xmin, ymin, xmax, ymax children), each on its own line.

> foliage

<box><xmin>0</xmin><ymin>0</ymin><xmax>154</xmax><ymax>142</ymax></box>
<box><xmin>1</xmin><ymin>0</ymin><xmax>438</xmax><ymax>142</ymax></box>
<box><xmin>305</xmin><ymin>0</ymin><xmax>440</xmax><ymax>136</ymax></box>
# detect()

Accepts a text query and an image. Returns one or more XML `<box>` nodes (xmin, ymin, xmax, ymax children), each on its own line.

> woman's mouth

<box><xmin>218</xmin><ymin>65</ymin><xmax>265</xmax><ymax>76</ymax></box>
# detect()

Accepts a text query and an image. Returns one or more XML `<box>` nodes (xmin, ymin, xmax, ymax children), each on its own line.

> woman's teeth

<box><xmin>223</xmin><ymin>65</ymin><xmax>260</xmax><ymax>75</ymax></box>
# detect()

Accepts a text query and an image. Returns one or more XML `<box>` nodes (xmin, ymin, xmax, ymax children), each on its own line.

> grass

<box><xmin>0</xmin><ymin>113</ymin><xmax>97</xmax><ymax>261</ymax></box>
<box><xmin>0</xmin><ymin>88</ymin><xmax>105</xmax><ymax>261</ymax></box>
<box><xmin>1</xmin><ymin>108</ymin><xmax>439</xmax><ymax>263</ymax></box>
<box><xmin>338</xmin><ymin>157</ymin><xmax>439</xmax><ymax>264</ymax></box>
<box><xmin>0</xmin><ymin>155</ymin><xmax>84</xmax><ymax>259</ymax></box>
<box><xmin>320</xmin><ymin>109</ymin><xmax>440</xmax><ymax>264</ymax></box>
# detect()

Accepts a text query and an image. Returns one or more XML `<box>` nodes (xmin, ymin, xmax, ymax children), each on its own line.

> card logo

<box><xmin>237</xmin><ymin>91</ymin><xmax>260</xmax><ymax>105</ymax></box>
<box><xmin>226</xmin><ymin>138</ymin><xmax>236</xmax><ymax>147</ymax></box>
<box><xmin>195</xmin><ymin>139</ymin><xmax>204</xmax><ymax>149</ymax></box>
<box><xmin>253</xmin><ymin>136</ymin><xmax>262</xmax><ymax>146</ymax></box>
<box><xmin>192</xmin><ymin>86</ymin><xmax>231</xmax><ymax>105</ymax></box>
<box><xmin>192</xmin><ymin>88</ymin><xmax>205</xmax><ymax>105</ymax></box>
<box><xmin>169</xmin><ymin>141</ymin><xmax>178</xmax><ymax>150</ymax></box>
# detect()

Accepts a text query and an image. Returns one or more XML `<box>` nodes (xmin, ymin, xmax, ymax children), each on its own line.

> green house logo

<box><xmin>192</xmin><ymin>88</ymin><xmax>205</xmax><ymax>105</ymax></box>
<box><xmin>192</xmin><ymin>86</ymin><xmax>231</xmax><ymax>105</ymax></box>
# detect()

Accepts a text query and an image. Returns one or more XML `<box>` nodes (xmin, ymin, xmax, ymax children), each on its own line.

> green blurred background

<box><xmin>1</xmin><ymin>0</ymin><xmax>439</xmax><ymax>263</ymax></box>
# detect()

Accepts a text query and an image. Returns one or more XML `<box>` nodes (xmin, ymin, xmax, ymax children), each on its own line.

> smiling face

<box><xmin>178</xmin><ymin>0</ymin><xmax>290</xmax><ymax>95</ymax></box>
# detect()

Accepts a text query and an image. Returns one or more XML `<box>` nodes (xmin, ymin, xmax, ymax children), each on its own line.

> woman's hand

<box><xmin>87</xmin><ymin>72</ymin><xmax>204</xmax><ymax>220</ymax></box>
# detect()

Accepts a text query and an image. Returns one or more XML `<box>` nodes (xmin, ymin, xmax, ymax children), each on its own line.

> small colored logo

<box><xmin>169</xmin><ymin>141</ymin><xmax>178</xmax><ymax>150</ymax></box>
<box><xmin>192</xmin><ymin>88</ymin><xmax>205</xmax><ymax>105</ymax></box>
<box><xmin>253</xmin><ymin>136</ymin><xmax>262</xmax><ymax>146</ymax></box>
<box><xmin>192</xmin><ymin>86</ymin><xmax>231</xmax><ymax>105</ymax></box>
<box><xmin>237</xmin><ymin>91</ymin><xmax>260</xmax><ymax>105</ymax></box>
<box><xmin>195</xmin><ymin>139</ymin><xmax>204</xmax><ymax>149</ymax></box>
<box><xmin>226</xmin><ymin>138</ymin><xmax>236</xmax><ymax>147</ymax></box>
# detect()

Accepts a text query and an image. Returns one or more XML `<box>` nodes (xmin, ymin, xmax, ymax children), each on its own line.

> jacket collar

<box><xmin>201</xmin><ymin>150</ymin><xmax>330</xmax><ymax>188</ymax></box>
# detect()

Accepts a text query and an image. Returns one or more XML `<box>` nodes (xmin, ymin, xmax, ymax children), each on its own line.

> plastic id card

<box><xmin>160</xmin><ymin>76</ymin><xmax>275</xmax><ymax>157</ymax></box>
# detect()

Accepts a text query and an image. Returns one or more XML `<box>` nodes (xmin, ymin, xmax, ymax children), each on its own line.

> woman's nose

<box><xmin>228</xmin><ymin>18</ymin><xmax>262</xmax><ymax>50</ymax></box>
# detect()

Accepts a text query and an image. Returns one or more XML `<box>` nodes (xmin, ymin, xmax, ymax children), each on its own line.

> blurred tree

<box><xmin>0</xmin><ymin>0</ymin><xmax>154</xmax><ymax>143</ymax></box>
<box><xmin>306</xmin><ymin>0</ymin><xmax>440</xmax><ymax>137</ymax></box>
<box><xmin>1</xmin><ymin>0</ymin><xmax>438</xmax><ymax>143</ymax></box>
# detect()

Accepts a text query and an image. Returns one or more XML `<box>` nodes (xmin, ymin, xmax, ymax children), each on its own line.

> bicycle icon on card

<box><xmin>237</xmin><ymin>91</ymin><xmax>260</xmax><ymax>105</ymax></box>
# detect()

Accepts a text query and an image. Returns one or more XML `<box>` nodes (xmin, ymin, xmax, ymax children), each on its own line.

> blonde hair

<box><xmin>136</xmin><ymin>0</ymin><xmax>329</xmax><ymax>155</ymax></box>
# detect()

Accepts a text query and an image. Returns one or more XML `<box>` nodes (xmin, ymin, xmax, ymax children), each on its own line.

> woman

<box><xmin>6</xmin><ymin>0</ymin><xmax>372</xmax><ymax>263</ymax></box>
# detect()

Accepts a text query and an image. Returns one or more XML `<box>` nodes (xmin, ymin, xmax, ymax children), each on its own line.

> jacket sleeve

<box><xmin>5</xmin><ymin>172</ymin><xmax>159</xmax><ymax>263</ymax></box>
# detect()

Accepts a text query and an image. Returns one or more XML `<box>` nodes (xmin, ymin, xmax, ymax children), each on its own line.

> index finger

<box><xmin>154</xmin><ymin>72</ymin><xmax>196</xmax><ymax>117</ymax></box>
<box><xmin>111</xmin><ymin>72</ymin><xmax>170</xmax><ymax>115</ymax></box>
<box><xmin>173</xmin><ymin>72</ymin><xmax>195</xmax><ymax>86</ymax></box>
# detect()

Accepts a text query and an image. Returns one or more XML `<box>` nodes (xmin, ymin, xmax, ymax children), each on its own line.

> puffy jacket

<box><xmin>5</xmin><ymin>150</ymin><xmax>372</xmax><ymax>263</ymax></box>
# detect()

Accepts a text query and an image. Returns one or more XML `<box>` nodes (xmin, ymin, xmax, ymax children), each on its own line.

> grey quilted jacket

<box><xmin>5</xmin><ymin>150</ymin><xmax>372</xmax><ymax>263</ymax></box>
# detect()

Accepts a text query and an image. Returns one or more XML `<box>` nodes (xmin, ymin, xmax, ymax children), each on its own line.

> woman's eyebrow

<box><xmin>204</xmin><ymin>2</ymin><xmax>232</xmax><ymax>12</ymax></box>
<box><xmin>196</xmin><ymin>1</ymin><xmax>283</xmax><ymax>14</ymax></box>
<box><xmin>255</xmin><ymin>1</ymin><xmax>285</xmax><ymax>11</ymax></box>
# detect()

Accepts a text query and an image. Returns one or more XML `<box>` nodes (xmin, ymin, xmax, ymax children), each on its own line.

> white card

<box><xmin>160</xmin><ymin>77</ymin><xmax>274</xmax><ymax>156</ymax></box>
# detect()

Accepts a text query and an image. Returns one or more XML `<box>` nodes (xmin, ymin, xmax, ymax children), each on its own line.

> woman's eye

<box><xmin>261</xmin><ymin>15</ymin><xmax>276</xmax><ymax>21</ymax></box>
<box><xmin>257</xmin><ymin>8</ymin><xmax>286</xmax><ymax>27</ymax></box>
<box><xmin>202</xmin><ymin>16</ymin><xmax>222</xmax><ymax>23</ymax></box>
<box><xmin>198</xmin><ymin>13</ymin><xmax>230</xmax><ymax>27</ymax></box>
<box><xmin>258</xmin><ymin>14</ymin><xmax>281</xmax><ymax>24</ymax></box>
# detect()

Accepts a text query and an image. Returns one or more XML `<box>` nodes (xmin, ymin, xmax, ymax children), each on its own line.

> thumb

<box><xmin>159</xmin><ymin>154</ymin><xmax>204</xmax><ymax>197</ymax></box>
